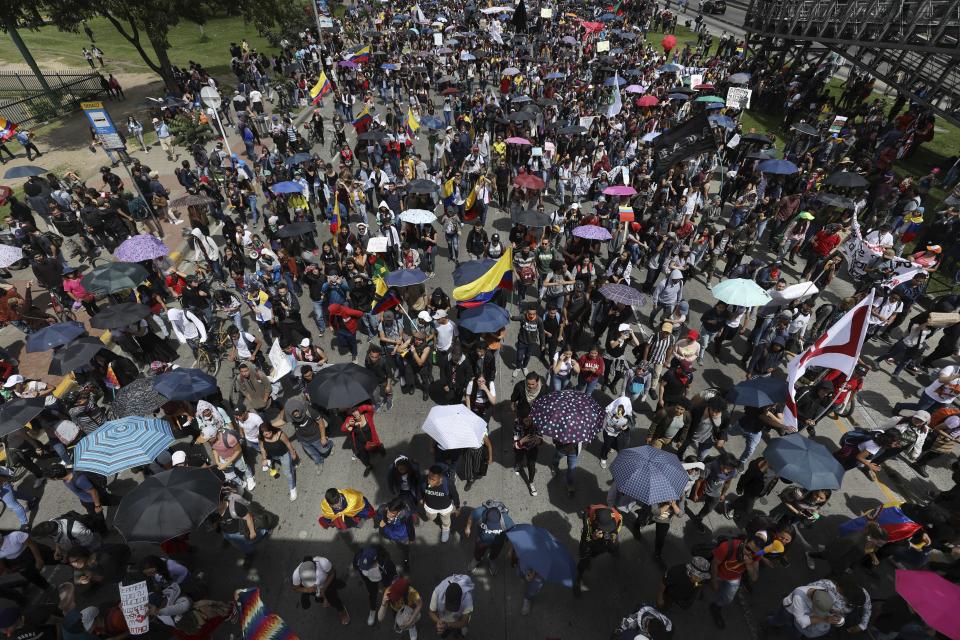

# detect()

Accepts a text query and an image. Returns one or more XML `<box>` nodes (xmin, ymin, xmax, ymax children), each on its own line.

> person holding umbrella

<box><xmin>573</xmin><ymin>505</ymin><xmax>622</xmax><ymax>597</ymax></box>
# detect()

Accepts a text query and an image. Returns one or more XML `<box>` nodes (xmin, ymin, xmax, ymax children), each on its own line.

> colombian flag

<box><xmin>329</xmin><ymin>195</ymin><xmax>342</xmax><ymax>238</ymax></box>
<box><xmin>0</xmin><ymin>118</ymin><xmax>16</xmax><ymax>142</ymax></box>
<box><xmin>463</xmin><ymin>182</ymin><xmax>482</xmax><ymax>221</ymax></box>
<box><xmin>838</xmin><ymin>506</ymin><xmax>921</xmax><ymax>543</ymax></box>
<box><xmin>309</xmin><ymin>72</ymin><xmax>331</xmax><ymax>105</ymax></box>
<box><xmin>371</xmin><ymin>290</ymin><xmax>402</xmax><ymax>314</ymax></box>
<box><xmin>352</xmin><ymin>106</ymin><xmax>372</xmax><ymax>130</ymax></box>
<box><xmin>349</xmin><ymin>46</ymin><xmax>371</xmax><ymax>64</ymax></box>
<box><xmin>238</xmin><ymin>588</ymin><xmax>298</xmax><ymax>640</ymax></box>
<box><xmin>453</xmin><ymin>247</ymin><xmax>514</xmax><ymax>307</ymax></box>
<box><xmin>405</xmin><ymin>108</ymin><xmax>420</xmax><ymax>139</ymax></box>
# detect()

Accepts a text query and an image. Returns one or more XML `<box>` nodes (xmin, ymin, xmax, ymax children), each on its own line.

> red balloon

<box><xmin>661</xmin><ymin>35</ymin><xmax>677</xmax><ymax>52</ymax></box>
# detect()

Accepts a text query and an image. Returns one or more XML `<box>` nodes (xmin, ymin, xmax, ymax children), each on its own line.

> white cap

<box><xmin>433</xmin><ymin>309</ymin><xmax>448</xmax><ymax>319</ymax></box>
<box><xmin>171</xmin><ymin>451</ymin><xmax>187</xmax><ymax>465</ymax></box>
<box><xmin>3</xmin><ymin>375</ymin><xmax>23</xmax><ymax>388</ymax></box>
<box><xmin>200</xmin><ymin>425</ymin><xmax>218</xmax><ymax>440</ymax></box>
<box><xmin>300</xmin><ymin>338</ymin><xmax>311</xmax><ymax>348</ymax></box>
<box><xmin>618</xmin><ymin>323</ymin><xmax>631</xmax><ymax>332</ymax></box>
<box><xmin>418</xmin><ymin>310</ymin><xmax>432</xmax><ymax>322</ymax></box>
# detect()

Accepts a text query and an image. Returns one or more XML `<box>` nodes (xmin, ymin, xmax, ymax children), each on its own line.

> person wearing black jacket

<box><xmin>679</xmin><ymin>395</ymin><xmax>730</xmax><ymax>460</ymax></box>
<box><xmin>726</xmin><ymin>456</ymin><xmax>778</xmax><ymax>520</ymax></box>
<box><xmin>302</xmin><ymin>263</ymin><xmax>328</xmax><ymax>336</ymax></box>
<box><xmin>465</xmin><ymin>222</ymin><xmax>488</xmax><ymax>260</ymax></box>
<box><xmin>353</xmin><ymin>546</ymin><xmax>398</xmax><ymax>626</ymax></box>
<box><xmin>419</xmin><ymin>464</ymin><xmax>460</xmax><ymax>543</ymax></box>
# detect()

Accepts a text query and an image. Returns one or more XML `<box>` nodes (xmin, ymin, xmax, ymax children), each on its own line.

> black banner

<box><xmin>651</xmin><ymin>113</ymin><xmax>716</xmax><ymax>175</ymax></box>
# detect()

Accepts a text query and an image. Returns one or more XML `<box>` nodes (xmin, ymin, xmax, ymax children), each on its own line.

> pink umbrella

<box><xmin>625</xmin><ymin>84</ymin><xmax>644</xmax><ymax>94</ymax></box>
<box><xmin>693</xmin><ymin>83</ymin><xmax>715</xmax><ymax>90</ymax></box>
<box><xmin>514</xmin><ymin>173</ymin><xmax>546</xmax><ymax>190</ymax></box>
<box><xmin>635</xmin><ymin>95</ymin><xmax>659</xmax><ymax>107</ymax></box>
<box><xmin>505</xmin><ymin>136</ymin><xmax>532</xmax><ymax>145</ymax></box>
<box><xmin>603</xmin><ymin>185</ymin><xmax>637</xmax><ymax>197</ymax></box>
<box><xmin>896</xmin><ymin>570</ymin><xmax>960</xmax><ymax>639</ymax></box>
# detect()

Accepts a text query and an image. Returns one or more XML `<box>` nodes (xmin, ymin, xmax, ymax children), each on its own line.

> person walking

<box><xmin>152</xmin><ymin>118</ymin><xmax>174</xmax><ymax>161</ymax></box>
<box><xmin>574</xmin><ymin>504</ymin><xmax>622</xmax><ymax>596</ymax></box>
<box><xmin>420</xmin><ymin>464</ymin><xmax>460</xmax><ymax>543</ymax></box>
<box><xmin>464</xmin><ymin>500</ymin><xmax>513</xmax><ymax>576</ymax></box>
<box><xmin>318</xmin><ymin>488</ymin><xmax>375</xmax><ymax>530</ymax></box>
<box><xmin>428</xmin><ymin>574</ymin><xmax>474</xmax><ymax>638</ymax></box>
<box><xmin>375</xmin><ymin>497</ymin><xmax>417</xmax><ymax>572</ymax></box>
<box><xmin>14</xmin><ymin>129</ymin><xmax>41</xmax><ymax>160</ymax></box>
<box><xmin>353</xmin><ymin>546</ymin><xmax>398</xmax><ymax>627</ymax></box>
<box><xmin>341</xmin><ymin>402</ymin><xmax>385</xmax><ymax>477</ymax></box>
<box><xmin>258</xmin><ymin>423</ymin><xmax>299</xmax><ymax>502</ymax></box>
<box><xmin>707</xmin><ymin>533</ymin><xmax>763</xmax><ymax>629</ymax></box>
<box><xmin>291</xmin><ymin>556</ymin><xmax>350</xmax><ymax>625</ymax></box>
<box><xmin>377</xmin><ymin>578</ymin><xmax>422</xmax><ymax>639</ymax></box>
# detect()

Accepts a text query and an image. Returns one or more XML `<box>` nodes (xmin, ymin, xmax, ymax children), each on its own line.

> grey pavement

<box><xmin>0</xmin><ymin>18</ymin><xmax>950</xmax><ymax>640</ymax></box>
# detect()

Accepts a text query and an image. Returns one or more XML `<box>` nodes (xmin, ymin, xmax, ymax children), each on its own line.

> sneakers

<box><xmin>467</xmin><ymin>559</ymin><xmax>480</xmax><ymax>575</ymax></box>
<box><xmin>521</xmin><ymin>367</ymin><xmax>529</xmax><ymax>376</ymax></box>
<box><xmin>246</xmin><ymin>477</ymin><xmax>256</xmax><ymax>491</ymax></box>
<box><xmin>512</xmin><ymin>368</ymin><xmax>521</xmax><ymax>379</ymax></box>
<box><xmin>600</xmin><ymin>458</ymin><xmax>607</xmax><ymax>469</ymax></box>
<box><xmin>520</xmin><ymin>598</ymin><xmax>531</xmax><ymax>616</ymax></box>
<box><xmin>290</xmin><ymin>488</ymin><xmax>298</xmax><ymax>501</ymax></box>
<box><xmin>804</xmin><ymin>551</ymin><xmax>816</xmax><ymax>571</ymax></box>
<box><xmin>528</xmin><ymin>483</ymin><xmax>538</xmax><ymax>497</ymax></box>
<box><xmin>366</xmin><ymin>610</ymin><xmax>376</xmax><ymax>626</ymax></box>
<box><xmin>441</xmin><ymin>528</ymin><xmax>450</xmax><ymax>543</ymax></box>
<box><xmin>513</xmin><ymin>466</ymin><xmax>521</xmax><ymax>476</ymax></box>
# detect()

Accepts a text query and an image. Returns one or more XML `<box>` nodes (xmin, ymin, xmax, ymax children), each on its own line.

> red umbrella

<box><xmin>661</xmin><ymin>35</ymin><xmax>677</xmax><ymax>53</ymax></box>
<box><xmin>441</xmin><ymin>87</ymin><xmax>460</xmax><ymax>95</ymax></box>
<box><xmin>514</xmin><ymin>173</ymin><xmax>546</xmax><ymax>190</ymax></box>
<box><xmin>693</xmin><ymin>83</ymin><xmax>715</xmax><ymax>90</ymax></box>
<box><xmin>635</xmin><ymin>95</ymin><xmax>659</xmax><ymax>107</ymax></box>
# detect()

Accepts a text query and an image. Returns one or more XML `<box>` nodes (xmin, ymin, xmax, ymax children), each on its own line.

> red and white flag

<box><xmin>783</xmin><ymin>290</ymin><xmax>875</xmax><ymax>431</ymax></box>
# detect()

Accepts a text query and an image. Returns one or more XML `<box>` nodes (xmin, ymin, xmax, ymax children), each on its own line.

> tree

<box><xmin>168</xmin><ymin>110</ymin><xmax>215</xmax><ymax>147</ymax></box>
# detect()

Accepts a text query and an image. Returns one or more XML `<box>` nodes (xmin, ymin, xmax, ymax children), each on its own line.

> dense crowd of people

<box><xmin>0</xmin><ymin>0</ymin><xmax>958</xmax><ymax>638</ymax></box>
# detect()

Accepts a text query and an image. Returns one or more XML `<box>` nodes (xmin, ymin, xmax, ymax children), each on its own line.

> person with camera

<box><xmin>573</xmin><ymin>504</ymin><xmax>622</xmax><ymax>597</ymax></box>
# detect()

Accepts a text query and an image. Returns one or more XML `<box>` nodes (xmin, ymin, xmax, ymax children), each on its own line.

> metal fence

<box><xmin>0</xmin><ymin>71</ymin><xmax>109</xmax><ymax>128</ymax></box>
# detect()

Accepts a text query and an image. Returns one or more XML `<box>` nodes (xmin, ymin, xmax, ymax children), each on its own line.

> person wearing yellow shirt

<box><xmin>492</xmin><ymin>136</ymin><xmax>506</xmax><ymax>164</ymax></box>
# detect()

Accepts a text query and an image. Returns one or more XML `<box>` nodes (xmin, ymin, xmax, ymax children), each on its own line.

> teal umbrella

<box><xmin>694</xmin><ymin>95</ymin><xmax>725</xmax><ymax>103</ymax></box>
<box><xmin>711</xmin><ymin>278</ymin><xmax>772</xmax><ymax>307</ymax></box>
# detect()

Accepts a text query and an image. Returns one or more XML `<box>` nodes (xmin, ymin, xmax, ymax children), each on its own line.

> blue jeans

<box><xmin>515</xmin><ymin>342</ymin><xmax>537</xmax><ymax>370</ymax></box>
<box><xmin>713</xmin><ymin>577</ymin><xmax>741</xmax><ymax>607</ymax></box>
<box><xmin>223</xmin><ymin>528</ymin><xmax>269</xmax><ymax>556</ymax></box>
<box><xmin>580</xmin><ymin>378</ymin><xmax>601</xmax><ymax>396</ymax></box>
<box><xmin>552</xmin><ymin>374</ymin><xmax>572</xmax><ymax>391</ymax></box>
<box><xmin>0</xmin><ymin>484</ymin><xmax>31</xmax><ymax>526</ymax></box>
<box><xmin>446</xmin><ymin>233</ymin><xmax>459</xmax><ymax>262</ymax></box>
<box><xmin>738</xmin><ymin>430</ymin><xmax>764</xmax><ymax>465</ymax></box>
<box><xmin>337</xmin><ymin>330</ymin><xmax>358</xmax><ymax>357</ymax></box>
<box><xmin>312</xmin><ymin>301</ymin><xmax>326</xmax><ymax>333</ymax></box>
<box><xmin>300</xmin><ymin>438</ymin><xmax>333</xmax><ymax>467</ymax></box>
<box><xmin>268</xmin><ymin>452</ymin><xmax>296</xmax><ymax>491</ymax></box>
<box><xmin>51</xmin><ymin>442</ymin><xmax>72</xmax><ymax>466</ymax></box>
<box><xmin>552</xmin><ymin>451</ymin><xmax>578</xmax><ymax>487</ymax></box>
<box><xmin>893</xmin><ymin>394</ymin><xmax>942</xmax><ymax>415</ymax></box>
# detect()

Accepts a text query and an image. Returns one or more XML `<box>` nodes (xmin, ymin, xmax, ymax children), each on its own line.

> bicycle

<box><xmin>48</xmin><ymin>289</ymin><xmax>77</xmax><ymax>323</ymax></box>
<box><xmin>195</xmin><ymin>317</ymin><xmax>234</xmax><ymax>375</ymax></box>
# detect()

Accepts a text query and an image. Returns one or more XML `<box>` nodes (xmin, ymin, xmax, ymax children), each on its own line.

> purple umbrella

<box><xmin>339</xmin><ymin>60</ymin><xmax>358</xmax><ymax>68</ymax></box>
<box><xmin>598</xmin><ymin>283</ymin><xmax>646</xmax><ymax>307</ymax></box>
<box><xmin>603</xmin><ymin>185</ymin><xmax>637</xmax><ymax>196</ymax></box>
<box><xmin>572</xmin><ymin>225</ymin><xmax>612</xmax><ymax>241</ymax></box>
<box><xmin>114</xmin><ymin>234</ymin><xmax>169</xmax><ymax>262</ymax></box>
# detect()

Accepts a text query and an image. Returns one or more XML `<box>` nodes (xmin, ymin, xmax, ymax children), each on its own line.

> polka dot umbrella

<box><xmin>530</xmin><ymin>390</ymin><xmax>604</xmax><ymax>443</ymax></box>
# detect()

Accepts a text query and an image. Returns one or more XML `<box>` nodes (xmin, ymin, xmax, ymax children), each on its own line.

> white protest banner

<box><xmin>268</xmin><ymin>338</ymin><xmax>293</xmax><ymax>383</ymax></box>
<box><xmin>540</xmin><ymin>8</ymin><xmax>553</xmax><ymax>17</ymax></box>
<box><xmin>579</xmin><ymin>116</ymin><xmax>595</xmax><ymax>130</ymax></box>
<box><xmin>726</xmin><ymin>133</ymin><xmax>741</xmax><ymax>149</ymax></box>
<box><xmin>725</xmin><ymin>86</ymin><xmax>752</xmax><ymax>110</ymax></box>
<box><xmin>596</xmin><ymin>40</ymin><xmax>610</xmax><ymax>52</ymax></box>
<box><xmin>687</xmin><ymin>74</ymin><xmax>702</xmax><ymax>89</ymax></box>
<box><xmin>366</xmin><ymin>236</ymin><xmax>389</xmax><ymax>253</ymax></box>
<box><xmin>677</xmin><ymin>66</ymin><xmax>707</xmax><ymax>77</ymax></box>
<box><xmin>119</xmin><ymin>581</ymin><xmax>150</xmax><ymax>635</ymax></box>
<box><xmin>319</xmin><ymin>17</ymin><xmax>333</xmax><ymax>28</ymax></box>
<box><xmin>433</xmin><ymin>32</ymin><xmax>443</xmax><ymax>47</ymax></box>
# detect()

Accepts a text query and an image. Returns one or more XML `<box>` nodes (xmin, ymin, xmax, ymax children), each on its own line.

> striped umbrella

<box><xmin>74</xmin><ymin>417</ymin><xmax>174</xmax><ymax>475</ymax></box>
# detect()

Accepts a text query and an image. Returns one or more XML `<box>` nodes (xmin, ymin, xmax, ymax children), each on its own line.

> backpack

<box><xmin>478</xmin><ymin>500</ymin><xmax>509</xmax><ymax>536</ymax></box>
<box><xmin>60</xmin><ymin>510</ymin><xmax>99</xmax><ymax>539</ymax></box>
<box><xmin>43</xmin><ymin>231</ymin><xmax>63</xmax><ymax>249</ymax></box>
<box><xmin>691</xmin><ymin>535</ymin><xmax>742</xmax><ymax>562</ymax></box>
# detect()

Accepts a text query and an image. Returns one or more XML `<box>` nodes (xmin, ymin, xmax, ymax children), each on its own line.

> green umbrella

<box><xmin>80</xmin><ymin>262</ymin><xmax>149</xmax><ymax>294</ymax></box>
<box><xmin>694</xmin><ymin>95</ymin><xmax>725</xmax><ymax>103</ymax></box>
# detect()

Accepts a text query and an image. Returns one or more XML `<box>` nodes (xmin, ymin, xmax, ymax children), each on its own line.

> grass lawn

<box><xmin>0</xmin><ymin>15</ymin><xmax>275</xmax><ymax>80</ymax></box>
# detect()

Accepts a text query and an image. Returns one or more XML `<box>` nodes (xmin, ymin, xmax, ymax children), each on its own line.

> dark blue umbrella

<box><xmin>26</xmin><ymin>321</ymin><xmax>86</xmax><ymax>352</ymax></box>
<box><xmin>727</xmin><ymin>377</ymin><xmax>788</xmax><ymax>407</ymax></box>
<box><xmin>420</xmin><ymin>115</ymin><xmax>446</xmax><ymax>129</ymax></box>
<box><xmin>545</xmin><ymin>72</ymin><xmax>566</xmax><ymax>80</ymax></box>
<box><xmin>764</xmin><ymin>433</ymin><xmax>846</xmax><ymax>490</ymax></box>
<box><xmin>270</xmin><ymin>181</ymin><xmax>303</xmax><ymax>194</ymax></box>
<box><xmin>74</xmin><ymin>417</ymin><xmax>174</xmax><ymax>475</ymax></box>
<box><xmin>458</xmin><ymin>304</ymin><xmax>509</xmax><ymax>333</ymax></box>
<box><xmin>598</xmin><ymin>12</ymin><xmax>617</xmax><ymax>21</ymax></box>
<box><xmin>603</xmin><ymin>76</ymin><xmax>627</xmax><ymax>86</ymax></box>
<box><xmin>667</xmin><ymin>93</ymin><xmax>690</xmax><ymax>101</ymax></box>
<box><xmin>153</xmin><ymin>368</ymin><xmax>218</xmax><ymax>401</ymax></box>
<box><xmin>3</xmin><ymin>166</ymin><xmax>48</xmax><ymax>179</ymax></box>
<box><xmin>610</xmin><ymin>446</ymin><xmax>689</xmax><ymax>504</ymax></box>
<box><xmin>704</xmin><ymin>102</ymin><xmax>725</xmax><ymax>110</ymax></box>
<box><xmin>384</xmin><ymin>268</ymin><xmax>428</xmax><ymax>287</ymax></box>
<box><xmin>453</xmin><ymin>259</ymin><xmax>496</xmax><ymax>287</ymax></box>
<box><xmin>505</xmin><ymin>524</ymin><xmax>576</xmax><ymax>587</ymax></box>
<box><xmin>709</xmin><ymin>115</ymin><xmax>736</xmax><ymax>129</ymax></box>
<box><xmin>284</xmin><ymin>152</ymin><xmax>313</xmax><ymax>166</ymax></box>
<box><xmin>757</xmin><ymin>159</ymin><xmax>799</xmax><ymax>175</ymax></box>
<box><xmin>531</xmin><ymin>391</ymin><xmax>603</xmax><ymax>443</ymax></box>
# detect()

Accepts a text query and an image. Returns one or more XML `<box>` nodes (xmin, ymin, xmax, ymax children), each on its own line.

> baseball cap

<box><xmin>3</xmin><ymin>375</ymin><xmax>23</xmax><ymax>388</ymax></box>
<box><xmin>911</xmin><ymin>410</ymin><xmax>931</xmax><ymax>423</ymax></box>
<box><xmin>444</xmin><ymin>583</ymin><xmax>463</xmax><ymax>611</ymax></box>
<box><xmin>618</xmin><ymin>323</ymin><xmax>631</xmax><ymax>332</ymax></box>
<box><xmin>171</xmin><ymin>451</ymin><xmax>187</xmax><ymax>466</ymax></box>
<box><xmin>660</xmin><ymin>321</ymin><xmax>674</xmax><ymax>332</ymax></box>
<box><xmin>356</xmin><ymin>547</ymin><xmax>378</xmax><ymax>570</ymax></box>
<box><xmin>433</xmin><ymin>309</ymin><xmax>448</xmax><ymax>320</ymax></box>
<box><xmin>810</xmin><ymin>590</ymin><xmax>835</xmax><ymax>617</ymax></box>
<box><xmin>300</xmin><ymin>338</ymin><xmax>311</xmax><ymax>348</ymax></box>
<box><xmin>418</xmin><ymin>310</ymin><xmax>432</xmax><ymax>323</ymax></box>
<box><xmin>200</xmin><ymin>425</ymin><xmax>218</xmax><ymax>440</ymax></box>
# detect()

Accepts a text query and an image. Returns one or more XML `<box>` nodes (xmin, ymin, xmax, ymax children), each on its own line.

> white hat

<box><xmin>300</xmin><ymin>338</ymin><xmax>311</xmax><ymax>348</ymax></box>
<box><xmin>570</xmin><ymin>202</ymin><xmax>581</xmax><ymax>209</ymax></box>
<box><xmin>3</xmin><ymin>375</ymin><xmax>23</xmax><ymax>388</ymax></box>
<box><xmin>433</xmin><ymin>309</ymin><xmax>448</xmax><ymax>319</ymax></box>
<box><xmin>171</xmin><ymin>451</ymin><xmax>187</xmax><ymax>466</ymax></box>
<box><xmin>200</xmin><ymin>425</ymin><xmax>218</xmax><ymax>440</ymax></box>
<box><xmin>618</xmin><ymin>323</ymin><xmax>631</xmax><ymax>332</ymax></box>
<box><xmin>81</xmin><ymin>606</ymin><xmax>99</xmax><ymax>632</ymax></box>
<box><xmin>418</xmin><ymin>310</ymin><xmax>432</xmax><ymax>322</ymax></box>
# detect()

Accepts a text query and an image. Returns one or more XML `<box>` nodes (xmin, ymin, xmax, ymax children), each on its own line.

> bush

<box><xmin>168</xmin><ymin>109</ymin><xmax>216</xmax><ymax>148</ymax></box>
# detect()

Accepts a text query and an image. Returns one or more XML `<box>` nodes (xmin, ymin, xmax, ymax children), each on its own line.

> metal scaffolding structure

<box><xmin>743</xmin><ymin>0</ymin><xmax>960</xmax><ymax>125</ymax></box>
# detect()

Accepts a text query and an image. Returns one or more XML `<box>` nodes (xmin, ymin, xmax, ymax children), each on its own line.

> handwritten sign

<box><xmin>725</xmin><ymin>87</ymin><xmax>752</xmax><ymax>110</ymax></box>
<box><xmin>119</xmin><ymin>581</ymin><xmax>150</xmax><ymax>635</ymax></box>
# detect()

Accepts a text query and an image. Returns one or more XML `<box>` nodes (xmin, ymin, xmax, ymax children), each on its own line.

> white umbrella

<box><xmin>759</xmin><ymin>282</ymin><xmax>819</xmax><ymax>312</ymax></box>
<box><xmin>422</xmin><ymin>404</ymin><xmax>487</xmax><ymax>450</ymax></box>
<box><xmin>398</xmin><ymin>208</ymin><xmax>437</xmax><ymax>224</ymax></box>
<box><xmin>0</xmin><ymin>244</ymin><xmax>23</xmax><ymax>269</ymax></box>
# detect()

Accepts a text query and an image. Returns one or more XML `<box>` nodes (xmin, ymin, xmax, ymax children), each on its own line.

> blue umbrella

<box><xmin>709</xmin><ymin>115</ymin><xmax>736</xmax><ymax>129</ymax></box>
<box><xmin>284</xmin><ymin>152</ymin><xmax>313</xmax><ymax>166</ymax></box>
<box><xmin>599</xmin><ymin>12</ymin><xmax>617</xmax><ymax>21</ymax></box>
<box><xmin>667</xmin><ymin>93</ymin><xmax>690</xmax><ymax>101</ymax></box>
<box><xmin>764</xmin><ymin>433</ymin><xmax>846</xmax><ymax>490</ymax></box>
<box><xmin>381</xmin><ymin>63</ymin><xmax>401</xmax><ymax>70</ymax></box>
<box><xmin>3</xmin><ymin>165</ymin><xmax>48</xmax><ymax>179</ymax></box>
<box><xmin>420</xmin><ymin>115</ymin><xmax>446</xmax><ymax>129</ymax></box>
<box><xmin>458</xmin><ymin>304</ymin><xmax>510</xmax><ymax>333</ymax></box>
<box><xmin>610</xmin><ymin>446</ymin><xmax>690</xmax><ymax>504</ymax></box>
<box><xmin>603</xmin><ymin>76</ymin><xmax>627</xmax><ymax>86</ymax></box>
<box><xmin>270</xmin><ymin>181</ymin><xmax>303</xmax><ymax>194</ymax></box>
<box><xmin>598</xmin><ymin>283</ymin><xmax>645</xmax><ymax>307</ymax></box>
<box><xmin>728</xmin><ymin>377</ymin><xmax>788</xmax><ymax>407</ymax></box>
<box><xmin>384</xmin><ymin>268</ymin><xmax>428</xmax><ymax>287</ymax></box>
<box><xmin>660</xmin><ymin>63</ymin><xmax>683</xmax><ymax>73</ymax></box>
<box><xmin>505</xmin><ymin>524</ymin><xmax>576</xmax><ymax>587</ymax></box>
<box><xmin>74</xmin><ymin>417</ymin><xmax>174</xmax><ymax>475</ymax></box>
<box><xmin>26</xmin><ymin>321</ymin><xmax>86</xmax><ymax>352</ymax></box>
<box><xmin>153</xmin><ymin>368</ymin><xmax>218</xmax><ymax>401</ymax></box>
<box><xmin>757</xmin><ymin>159</ymin><xmax>799</xmax><ymax>175</ymax></box>
<box><xmin>545</xmin><ymin>72</ymin><xmax>566</xmax><ymax>80</ymax></box>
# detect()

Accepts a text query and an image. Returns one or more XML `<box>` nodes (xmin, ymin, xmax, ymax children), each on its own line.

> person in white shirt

<box><xmin>167</xmin><ymin>307</ymin><xmax>207</xmax><ymax>355</ymax></box>
<box><xmin>867</xmin><ymin>291</ymin><xmax>903</xmax><ymax>337</ymax></box>
<box><xmin>864</xmin><ymin>224</ymin><xmax>895</xmax><ymax>249</ymax></box>
<box><xmin>292</xmin><ymin>556</ymin><xmax>350</xmax><ymax>624</ymax></box>
<box><xmin>895</xmin><ymin>364</ymin><xmax>960</xmax><ymax>414</ymax></box>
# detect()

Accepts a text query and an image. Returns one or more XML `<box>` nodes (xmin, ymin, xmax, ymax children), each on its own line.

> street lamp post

<box><xmin>199</xmin><ymin>86</ymin><xmax>234</xmax><ymax>160</ymax></box>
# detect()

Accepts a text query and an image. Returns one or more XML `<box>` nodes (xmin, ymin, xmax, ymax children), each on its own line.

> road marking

<box><xmin>830</xmin><ymin>416</ymin><xmax>901</xmax><ymax>505</ymax></box>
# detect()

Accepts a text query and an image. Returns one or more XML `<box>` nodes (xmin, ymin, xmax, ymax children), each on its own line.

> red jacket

<box><xmin>811</xmin><ymin>230</ymin><xmax>840</xmax><ymax>257</ymax></box>
<box><xmin>328</xmin><ymin>303</ymin><xmax>363</xmax><ymax>334</ymax></box>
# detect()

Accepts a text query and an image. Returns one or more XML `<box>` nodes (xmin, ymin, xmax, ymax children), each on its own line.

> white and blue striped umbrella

<box><xmin>610</xmin><ymin>446</ymin><xmax>689</xmax><ymax>505</ymax></box>
<box><xmin>74</xmin><ymin>417</ymin><xmax>174</xmax><ymax>475</ymax></box>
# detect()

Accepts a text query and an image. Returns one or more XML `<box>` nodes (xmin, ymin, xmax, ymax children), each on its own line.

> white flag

<box><xmin>415</xmin><ymin>4</ymin><xmax>429</xmax><ymax>23</ymax></box>
<box><xmin>606</xmin><ymin>72</ymin><xmax>622</xmax><ymax>119</ymax></box>
<box><xmin>782</xmin><ymin>290</ymin><xmax>875</xmax><ymax>431</ymax></box>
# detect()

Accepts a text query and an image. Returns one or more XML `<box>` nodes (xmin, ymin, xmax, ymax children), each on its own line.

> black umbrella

<box><xmin>168</xmin><ymin>193</ymin><xmax>215</xmax><ymax>208</ymax></box>
<box><xmin>537</xmin><ymin>98</ymin><xmax>560</xmax><ymax>107</ymax></box>
<box><xmin>791</xmin><ymin>123</ymin><xmax>820</xmax><ymax>136</ymax></box>
<box><xmin>108</xmin><ymin>377</ymin><xmax>169</xmax><ymax>420</ymax></box>
<box><xmin>81</xmin><ymin>262</ymin><xmax>149</xmax><ymax>294</ymax></box>
<box><xmin>557</xmin><ymin>125</ymin><xmax>588</xmax><ymax>135</ymax></box>
<box><xmin>276</xmin><ymin>222</ymin><xmax>317</xmax><ymax>238</ymax></box>
<box><xmin>307</xmin><ymin>363</ymin><xmax>380</xmax><ymax>409</ymax></box>
<box><xmin>815</xmin><ymin>192</ymin><xmax>856</xmax><ymax>209</ymax></box>
<box><xmin>358</xmin><ymin>130</ymin><xmax>389</xmax><ymax>142</ymax></box>
<box><xmin>824</xmin><ymin>171</ymin><xmax>869</xmax><ymax>189</ymax></box>
<box><xmin>667</xmin><ymin>86</ymin><xmax>695</xmax><ymax>95</ymax></box>
<box><xmin>507</xmin><ymin>111</ymin><xmax>535</xmax><ymax>122</ymax></box>
<box><xmin>284</xmin><ymin>152</ymin><xmax>313</xmax><ymax>166</ymax></box>
<box><xmin>407</xmin><ymin>179</ymin><xmax>440</xmax><ymax>194</ymax></box>
<box><xmin>26</xmin><ymin>321</ymin><xmax>86</xmax><ymax>352</ymax></box>
<box><xmin>90</xmin><ymin>303</ymin><xmax>152</xmax><ymax>330</ymax></box>
<box><xmin>113</xmin><ymin>467</ymin><xmax>223</xmax><ymax>543</ymax></box>
<box><xmin>49</xmin><ymin>337</ymin><xmax>107</xmax><ymax>376</ymax></box>
<box><xmin>0</xmin><ymin>397</ymin><xmax>46</xmax><ymax>438</ymax></box>
<box><xmin>741</xmin><ymin>133</ymin><xmax>773</xmax><ymax>145</ymax></box>
<box><xmin>512</xmin><ymin>209</ymin><xmax>551</xmax><ymax>227</ymax></box>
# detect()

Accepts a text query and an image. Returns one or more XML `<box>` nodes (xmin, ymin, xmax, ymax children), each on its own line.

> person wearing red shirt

<box><xmin>577</xmin><ymin>345</ymin><xmax>606</xmax><ymax>396</ymax></box>
<box><xmin>708</xmin><ymin>534</ymin><xmax>762</xmax><ymax>629</ymax></box>
<box><xmin>328</xmin><ymin>302</ymin><xmax>364</xmax><ymax>361</ymax></box>
<box><xmin>340</xmin><ymin>403</ymin><xmax>384</xmax><ymax>477</ymax></box>
<box><xmin>801</xmin><ymin>223</ymin><xmax>842</xmax><ymax>281</ymax></box>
